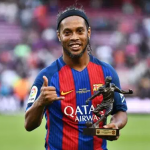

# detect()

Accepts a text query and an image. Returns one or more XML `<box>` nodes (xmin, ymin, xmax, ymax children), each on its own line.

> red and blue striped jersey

<box><xmin>26</xmin><ymin>55</ymin><xmax>127</xmax><ymax>150</ymax></box>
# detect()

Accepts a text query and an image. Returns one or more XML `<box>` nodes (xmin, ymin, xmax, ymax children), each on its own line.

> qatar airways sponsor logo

<box><xmin>64</xmin><ymin>105</ymin><xmax>104</xmax><ymax>122</ymax></box>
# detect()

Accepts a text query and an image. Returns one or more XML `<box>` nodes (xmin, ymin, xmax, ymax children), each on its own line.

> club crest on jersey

<box><xmin>28</xmin><ymin>86</ymin><xmax>38</xmax><ymax>103</ymax></box>
<box><xmin>93</xmin><ymin>84</ymin><xmax>103</xmax><ymax>92</ymax></box>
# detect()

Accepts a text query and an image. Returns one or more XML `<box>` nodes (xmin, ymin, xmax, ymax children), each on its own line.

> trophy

<box><xmin>83</xmin><ymin>76</ymin><xmax>133</xmax><ymax>138</ymax></box>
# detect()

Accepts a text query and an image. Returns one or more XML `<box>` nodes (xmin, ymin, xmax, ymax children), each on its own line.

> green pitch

<box><xmin>0</xmin><ymin>114</ymin><xmax>150</xmax><ymax>150</ymax></box>
<box><xmin>107</xmin><ymin>114</ymin><xmax>150</xmax><ymax>150</ymax></box>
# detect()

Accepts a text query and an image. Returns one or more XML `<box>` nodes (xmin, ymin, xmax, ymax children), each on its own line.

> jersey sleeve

<box><xmin>25</xmin><ymin>60</ymin><xmax>59</xmax><ymax>111</ymax></box>
<box><xmin>25</xmin><ymin>69</ymin><xmax>46</xmax><ymax>111</ymax></box>
<box><xmin>109</xmin><ymin>65</ymin><xmax>128</xmax><ymax>115</ymax></box>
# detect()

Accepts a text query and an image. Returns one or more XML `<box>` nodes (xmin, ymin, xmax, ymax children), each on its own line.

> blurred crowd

<box><xmin>0</xmin><ymin>0</ymin><xmax>150</xmax><ymax>113</ymax></box>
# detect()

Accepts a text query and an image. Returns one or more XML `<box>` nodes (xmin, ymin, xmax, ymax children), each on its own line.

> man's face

<box><xmin>57</xmin><ymin>16</ymin><xmax>91</xmax><ymax>58</ymax></box>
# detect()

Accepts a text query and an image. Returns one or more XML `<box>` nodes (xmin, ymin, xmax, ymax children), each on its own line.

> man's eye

<box><xmin>64</xmin><ymin>31</ymin><xmax>70</xmax><ymax>35</ymax></box>
<box><xmin>78</xmin><ymin>29</ymin><xmax>83</xmax><ymax>33</ymax></box>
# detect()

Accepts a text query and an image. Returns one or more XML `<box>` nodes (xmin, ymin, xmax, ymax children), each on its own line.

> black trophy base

<box><xmin>83</xmin><ymin>128</ymin><xmax>119</xmax><ymax>137</ymax></box>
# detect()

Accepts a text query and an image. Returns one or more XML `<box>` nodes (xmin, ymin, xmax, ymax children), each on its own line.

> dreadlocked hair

<box><xmin>57</xmin><ymin>5</ymin><xmax>92</xmax><ymax>54</ymax></box>
<box><xmin>57</xmin><ymin>5</ymin><xmax>89</xmax><ymax>31</ymax></box>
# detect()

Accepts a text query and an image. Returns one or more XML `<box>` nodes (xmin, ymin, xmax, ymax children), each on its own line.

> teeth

<box><xmin>71</xmin><ymin>45</ymin><xmax>80</xmax><ymax>48</ymax></box>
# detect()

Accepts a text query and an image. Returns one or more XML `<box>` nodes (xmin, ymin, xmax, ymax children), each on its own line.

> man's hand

<box><xmin>37</xmin><ymin>76</ymin><xmax>65</xmax><ymax>107</ymax></box>
<box><xmin>98</xmin><ymin>123</ymin><xmax>120</xmax><ymax>141</ymax></box>
<box><xmin>25</xmin><ymin>76</ymin><xmax>65</xmax><ymax>131</ymax></box>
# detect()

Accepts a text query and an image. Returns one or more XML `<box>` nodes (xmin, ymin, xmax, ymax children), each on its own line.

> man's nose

<box><xmin>70</xmin><ymin>32</ymin><xmax>79</xmax><ymax>40</ymax></box>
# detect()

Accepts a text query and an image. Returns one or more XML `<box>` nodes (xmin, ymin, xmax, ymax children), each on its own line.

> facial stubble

<box><xmin>62</xmin><ymin>36</ymin><xmax>89</xmax><ymax>59</ymax></box>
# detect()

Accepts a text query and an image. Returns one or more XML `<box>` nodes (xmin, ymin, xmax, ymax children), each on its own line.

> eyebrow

<box><xmin>63</xmin><ymin>28</ymin><xmax>72</xmax><ymax>31</ymax></box>
<box><xmin>63</xmin><ymin>26</ymin><xmax>85</xmax><ymax>31</ymax></box>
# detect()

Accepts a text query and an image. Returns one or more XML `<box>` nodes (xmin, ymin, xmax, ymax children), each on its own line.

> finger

<box><xmin>103</xmin><ymin>123</ymin><xmax>118</xmax><ymax>129</ymax></box>
<box><xmin>98</xmin><ymin>136</ymin><xmax>113</xmax><ymax>141</ymax></box>
<box><xmin>44</xmin><ymin>93</ymin><xmax>58</xmax><ymax>99</ymax></box>
<box><xmin>44</xmin><ymin>95</ymin><xmax>65</xmax><ymax>101</ymax></box>
<box><xmin>53</xmin><ymin>96</ymin><xmax>65</xmax><ymax>101</ymax></box>
<box><xmin>41</xmin><ymin>86</ymin><xmax>56</xmax><ymax>93</ymax></box>
<box><xmin>100</xmin><ymin>136</ymin><xmax>117</xmax><ymax>141</ymax></box>
<box><xmin>46</xmin><ymin>86</ymin><xmax>56</xmax><ymax>91</ymax></box>
<box><xmin>103</xmin><ymin>125</ymin><xmax>111</xmax><ymax>129</ymax></box>
<box><xmin>48</xmin><ymin>96</ymin><xmax>65</xmax><ymax>105</ymax></box>
<box><xmin>42</xmin><ymin>90</ymin><xmax>57</xmax><ymax>95</ymax></box>
<box><xmin>108</xmin><ymin>137</ymin><xmax>115</xmax><ymax>141</ymax></box>
<box><xmin>116</xmin><ymin>136</ymin><xmax>119</xmax><ymax>140</ymax></box>
<box><xmin>43</xmin><ymin>76</ymin><xmax>48</xmax><ymax>87</ymax></box>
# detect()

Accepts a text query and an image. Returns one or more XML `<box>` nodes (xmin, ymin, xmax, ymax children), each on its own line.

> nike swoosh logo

<box><xmin>61</xmin><ymin>90</ymin><xmax>74</xmax><ymax>95</ymax></box>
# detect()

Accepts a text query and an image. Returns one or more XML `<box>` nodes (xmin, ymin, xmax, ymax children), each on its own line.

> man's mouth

<box><xmin>69</xmin><ymin>43</ymin><xmax>81</xmax><ymax>50</ymax></box>
<box><xmin>70</xmin><ymin>44</ymin><xmax>80</xmax><ymax>48</ymax></box>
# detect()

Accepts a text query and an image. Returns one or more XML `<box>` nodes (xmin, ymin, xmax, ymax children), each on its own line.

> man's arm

<box><xmin>109</xmin><ymin>111</ymin><xmax>127</xmax><ymax>129</ymax></box>
<box><xmin>24</xmin><ymin>97</ymin><xmax>45</xmax><ymax>131</ymax></box>
<box><xmin>103</xmin><ymin>111</ymin><xmax>127</xmax><ymax>140</ymax></box>
<box><xmin>24</xmin><ymin>76</ymin><xmax>64</xmax><ymax>131</ymax></box>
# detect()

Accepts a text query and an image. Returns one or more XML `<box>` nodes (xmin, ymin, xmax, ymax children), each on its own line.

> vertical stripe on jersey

<box><xmin>47</xmin><ymin>72</ymin><xmax>63</xmax><ymax>149</ymax></box>
<box><xmin>59</xmin><ymin>66</ymin><xmax>78</xmax><ymax>150</ymax></box>
<box><xmin>87</xmin><ymin>62</ymin><xmax>105</xmax><ymax>150</ymax></box>
<box><xmin>46</xmin><ymin>110</ymin><xmax>50</xmax><ymax>150</ymax></box>
<box><xmin>72</xmin><ymin>68</ymin><xmax>93</xmax><ymax>150</ymax></box>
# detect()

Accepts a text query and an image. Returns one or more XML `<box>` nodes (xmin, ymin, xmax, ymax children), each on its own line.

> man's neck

<box><xmin>63</xmin><ymin>51</ymin><xmax>90</xmax><ymax>71</ymax></box>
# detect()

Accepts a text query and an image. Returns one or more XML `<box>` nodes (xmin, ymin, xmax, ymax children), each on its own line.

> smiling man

<box><xmin>25</xmin><ymin>6</ymin><xmax>128</xmax><ymax>150</ymax></box>
<box><xmin>57</xmin><ymin>15</ymin><xmax>90</xmax><ymax>59</ymax></box>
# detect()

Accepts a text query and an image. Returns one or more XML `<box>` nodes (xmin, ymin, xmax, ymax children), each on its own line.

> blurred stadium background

<box><xmin>0</xmin><ymin>0</ymin><xmax>150</xmax><ymax>150</ymax></box>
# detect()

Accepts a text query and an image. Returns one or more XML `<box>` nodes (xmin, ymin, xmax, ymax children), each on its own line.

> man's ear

<box><xmin>57</xmin><ymin>31</ymin><xmax>61</xmax><ymax>42</ymax></box>
<box><xmin>88</xmin><ymin>27</ymin><xmax>91</xmax><ymax>39</ymax></box>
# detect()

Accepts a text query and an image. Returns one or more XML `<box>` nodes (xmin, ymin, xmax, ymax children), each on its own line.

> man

<box><xmin>25</xmin><ymin>6</ymin><xmax>128</xmax><ymax>150</ymax></box>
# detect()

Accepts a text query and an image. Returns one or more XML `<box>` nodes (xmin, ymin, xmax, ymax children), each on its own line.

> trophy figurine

<box><xmin>83</xmin><ymin>76</ymin><xmax>133</xmax><ymax>138</ymax></box>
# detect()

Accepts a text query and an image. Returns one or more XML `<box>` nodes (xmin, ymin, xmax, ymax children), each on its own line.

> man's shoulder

<box><xmin>90</xmin><ymin>55</ymin><xmax>113</xmax><ymax>69</ymax></box>
<box><xmin>45</xmin><ymin>59</ymin><xmax>59</xmax><ymax>72</ymax></box>
<box><xmin>36</xmin><ymin>58</ymin><xmax>61</xmax><ymax>80</ymax></box>
<box><xmin>90</xmin><ymin>55</ymin><xmax>118</xmax><ymax>79</ymax></box>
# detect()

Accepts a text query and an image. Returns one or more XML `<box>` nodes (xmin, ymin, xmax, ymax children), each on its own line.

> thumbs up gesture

<box><xmin>38</xmin><ymin>76</ymin><xmax>65</xmax><ymax>106</ymax></box>
<box><xmin>42</xmin><ymin>76</ymin><xmax>49</xmax><ymax>87</ymax></box>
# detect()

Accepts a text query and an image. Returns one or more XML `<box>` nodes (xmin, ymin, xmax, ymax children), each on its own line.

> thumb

<box><xmin>42</xmin><ymin>76</ymin><xmax>48</xmax><ymax>87</ymax></box>
<box><xmin>103</xmin><ymin>123</ymin><xmax>118</xmax><ymax>129</ymax></box>
<box><xmin>103</xmin><ymin>125</ymin><xmax>110</xmax><ymax>129</ymax></box>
